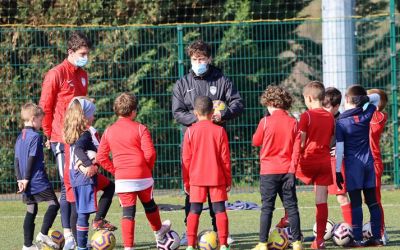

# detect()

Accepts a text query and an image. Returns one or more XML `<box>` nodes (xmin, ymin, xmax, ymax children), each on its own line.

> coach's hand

<box><xmin>283</xmin><ymin>173</ymin><xmax>295</xmax><ymax>190</ymax></box>
<box><xmin>336</xmin><ymin>172</ymin><xmax>344</xmax><ymax>190</ymax></box>
<box><xmin>184</xmin><ymin>186</ymin><xmax>190</xmax><ymax>195</ymax></box>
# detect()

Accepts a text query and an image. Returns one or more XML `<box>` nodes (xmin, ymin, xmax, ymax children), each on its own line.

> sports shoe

<box><xmin>63</xmin><ymin>234</ymin><xmax>76</xmax><ymax>250</ymax></box>
<box><xmin>345</xmin><ymin>239</ymin><xmax>364</xmax><ymax>248</ymax></box>
<box><xmin>363</xmin><ymin>237</ymin><xmax>383</xmax><ymax>247</ymax></box>
<box><xmin>276</xmin><ymin>214</ymin><xmax>289</xmax><ymax>228</ymax></box>
<box><xmin>381</xmin><ymin>227</ymin><xmax>389</xmax><ymax>245</ymax></box>
<box><xmin>310</xmin><ymin>239</ymin><xmax>325</xmax><ymax>249</ymax></box>
<box><xmin>251</xmin><ymin>242</ymin><xmax>267</xmax><ymax>250</ymax></box>
<box><xmin>227</xmin><ymin>235</ymin><xmax>235</xmax><ymax>245</ymax></box>
<box><xmin>22</xmin><ymin>245</ymin><xmax>38</xmax><ymax>250</ymax></box>
<box><xmin>180</xmin><ymin>232</ymin><xmax>188</xmax><ymax>246</ymax></box>
<box><xmin>292</xmin><ymin>240</ymin><xmax>304</xmax><ymax>250</ymax></box>
<box><xmin>155</xmin><ymin>220</ymin><xmax>172</xmax><ymax>241</ymax></box>
<box><xmin>220</xmin><ymin>245</ymin><xmax>230</xmax><ymax>250</ymax></box>
<box><xmin>36</xmin><ymin>232</ymin><xmax>58</xmax><ymax>249</ymax></box>
<box><xmin>185</xmin><ymin>246</ymin><xmax>195</xmax><ymax>250</ymax></box>
<box><xmin>92</xmin><ymin>218</ymin><xmax>118</xmax><ymax>231</ymax></box>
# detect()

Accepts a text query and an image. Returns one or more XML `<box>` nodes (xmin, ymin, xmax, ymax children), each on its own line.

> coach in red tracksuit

<box><xmin>182</xmin><ymin>96</ymin><xmax>231</xmax><ymax>249</ymax></box>
<box><xmin>39</xmin><ymin>31</ymin><xmax>91</xmax><ymax>248</ymax></box>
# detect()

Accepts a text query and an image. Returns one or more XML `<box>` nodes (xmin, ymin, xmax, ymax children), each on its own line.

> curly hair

<box><xmin>63</xmin><ymin>97</ymin><xmax>91</xmax><ymax>144</ymax></box>
<box><xmin>186</xmin><ymin>40</ymin><xmax>211</xmax><ymax>58</ymax></box>
<box><xmin>260</xmin><ymin>86</ymin><xmax>293</xmax><ymax>110</ymax></box>
<box><xmin>67</xmin><ymin>31</ymin><xmax>92</xmax><ymax>52</ymax></box>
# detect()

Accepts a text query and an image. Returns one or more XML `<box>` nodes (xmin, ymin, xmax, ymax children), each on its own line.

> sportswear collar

<box><xmin>338</xmin><ymin>107</ymin><xmax>363</xmax><ymax>119</ymax></box>
<box><xmin>64</xmin><ymin>59</ymin><xmax>80</xmax><ymax>73</ymax></box>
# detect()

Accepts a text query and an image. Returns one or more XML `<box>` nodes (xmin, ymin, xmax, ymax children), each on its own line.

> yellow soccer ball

<box><xmin>197</xmin><ymin>230</ymin><xmax>219</xmax><ymax>250</ymax></box>
<box><xmin>267</xmin><ymin>228</ymin><xmax>289</xmax><ymax>250</ymax></box>
<box><xmin>91</xmin><ymin>230</ymin><xmax>116</xmax><ymax>250</ymax></box>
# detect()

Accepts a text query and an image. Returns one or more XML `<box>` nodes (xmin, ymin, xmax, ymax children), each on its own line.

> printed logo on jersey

<box><xmin>67</xmin><ymin>80</ymin><xmax>74</xmax><ymax>87</ymax></box>
<box><xmin>210</xmin><ymin>86</ymin><xmax>217</xmax><ymax>95</ymax></box>
<box><xmin>81</xmin><ymin>78</ymin><xmax>86</xmax><ymax>87</ymax></box>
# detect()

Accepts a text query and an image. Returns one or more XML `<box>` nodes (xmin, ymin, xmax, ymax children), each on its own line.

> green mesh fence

<box><xmin>0</xmin><ymin>2</ymin><xmax>399</xmax><ymax>200</ymax></box>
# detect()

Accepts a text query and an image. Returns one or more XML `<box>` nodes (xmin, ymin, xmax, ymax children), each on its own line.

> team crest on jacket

<box><xmin>81</xmin><ymin>78</ymin><xmax>86</xmax><ymax>87</ymax></box>
<box><xmin>210</xmin><ymin>86</ymin><xmax>217</xmax><ymax>95</ymax></box>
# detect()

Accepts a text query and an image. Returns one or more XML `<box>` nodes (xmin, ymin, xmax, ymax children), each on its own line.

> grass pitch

<box><xmin>0</xmin><ymin>190</ymin><xmax>399</xmax><ymax>249</ymax></box>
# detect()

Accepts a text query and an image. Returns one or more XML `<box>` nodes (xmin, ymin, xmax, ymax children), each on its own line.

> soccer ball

<box><xmin>281</xmin><ymin>227</ymin><xmax>303</xmax><ymax>243</ymax></box>
<box><xmin>313</xmin><ymin>219</ymin><xmax>335</xmax><ymax>240</ymax></box>
<box><xmin>157</xmin><ymin>230</ymin><xmax>180</xmax><ymax>250</ymax></box>
<box><xmin>362</xmin><ymin>221</ymin><xmax>373</xmax><ymax>239</ymax></box>
<box><xmin>91</xmin><ymin>230</ymin><xmax>116</xmax><ymax>250</ymax></box>
<box><xmin>332</xmin><ymin>222</ymin><xmax>353</xmax><ymax>246</ymax></box>
<box><xmin>48</xmin><ymin>229</ymin><xmax>65</xmax><ymax>249</ymax></box>
<box><xmin>198</xmin><ymin>230</ymin><xmax>219</xmax><ymax>250</ymax></box>
<box><xmin>267</xmin><ymin>228</ymin><xmax>289</xmax><ymax>250</ymax></box>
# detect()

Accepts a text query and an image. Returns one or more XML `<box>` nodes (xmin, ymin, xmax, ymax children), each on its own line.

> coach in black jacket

<box><xmin>172</xmin><ymin>39</ymin><xmax>244</xmax><ymax>245</ymax></box>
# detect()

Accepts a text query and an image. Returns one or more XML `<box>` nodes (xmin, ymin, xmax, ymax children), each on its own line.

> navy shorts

<box><xmin>344</xmin><ymin>159</ymin><xmax>376</xmax><ymax>192</ymax></box>
<box><xmin>73</xmin><ymin>184</ymin><xmax>97</xmax><ymax>214</ymax></box>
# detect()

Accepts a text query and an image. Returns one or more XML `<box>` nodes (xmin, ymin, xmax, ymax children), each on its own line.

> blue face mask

<box><xmin>192</xmin><ymin>63</ymin><xmax>208</xmax><ymax>76</ymax></box>
<box><xmin>75</xmin><ymin>56</ymin><xmax>88</xmax><ymax>67</ymax></box>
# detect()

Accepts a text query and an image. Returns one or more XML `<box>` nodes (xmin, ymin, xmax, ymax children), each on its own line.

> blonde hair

<box><xmin>21</xmin><ymin>103</ymin><xmax>44</xmax><ymax>122</ymax></box>
<box><xmin>63</xmin><ymin>97</ymin><xmax>91</xmax><ymax>144</ymax></box>
<box><xmin>113</xmin><ymin>92</ymin><xmax>137</xmax><ymax>117</ymax></box>
<box><xmin>303</xmin><ymin>81</ymin><xmax>325</xmax><ymax>101</ymax></box>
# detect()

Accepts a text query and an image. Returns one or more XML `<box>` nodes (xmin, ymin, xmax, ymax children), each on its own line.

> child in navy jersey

<box><xmin>63</xmin><ymin>97</ymin><xmax>116</xmax><ymax>250</ymax></box>
<box><xmin>15</xmin><ymin>103</ymin><xmax>59</xmax><ymax>250</ymax></box>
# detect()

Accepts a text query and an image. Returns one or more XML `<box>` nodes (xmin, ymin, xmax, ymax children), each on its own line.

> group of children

<box><xmin>15</xmin><ymin>82</ymin><xmax>388</xmax><ymax>250</ymax></box>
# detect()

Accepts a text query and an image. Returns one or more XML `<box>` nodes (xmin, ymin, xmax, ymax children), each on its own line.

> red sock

<box><xmin>216</xmin><ymin>212</ymin><xmax>229</xmax><ymax>246</ymax></box>
<box><xmin>187</xmin><ymin>213</ymin><xmax>200</xmax><ymax>246</ymax></box>
<box><xmin>316</xmin><ymin>203</ymin><xmax>328</xmax><ymax>242</ymax></box>
<box><xmin>340</xmin><ymin>203</ymin><xmax>352</xmax><ymax>226</ymax></box>
<box><xmin>145</xmin><ymin>208</ymin><xmax>162</xmax><ymax>231</ymax></box>
<box><xmin>121</xmin><ymin>218</ymin><xmax>135</xmax><ymax>247</ymax></box>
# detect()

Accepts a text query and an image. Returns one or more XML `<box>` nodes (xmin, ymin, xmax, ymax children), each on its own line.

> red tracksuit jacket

<box><xmin>369</xmin><ymin>110</ymin><xmax>388</xmax><ymax>175</ymax></box>
<box><xmin>182</xmin><ymin>120</ymin><xmax>231</xmax><ymax>190</ymax></box>
<box><xmin>39</xmin><ymin>59</ymin><xmax>88</xmax><ymax>142</ymax></box>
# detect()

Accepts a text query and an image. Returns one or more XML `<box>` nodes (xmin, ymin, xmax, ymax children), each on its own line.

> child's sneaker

<box><xmin>185</xmin><ymin>246</ymin><xmax>195</xmax><ymax>250</ymax></box>
<box><xmin>220</xmin><ymin>245</ymin><xmax>230</xmax><ymax>250</ymax></box>
<box><xmin>227</xmin><ymin>235</ymin><xmax>235</xmax><ymax>245</ymax></box>
<box><xmin>155</xmin><ymin>220</ymin><xmax>172</xmax><ymax>241</ymax></box>
<box><xmin>251</xmin><ymin>242</ymin><xmax>267</xmax><ymax>250</ymax></box>
<box><xmin>381</xmin><ymin>227</ymin><xmax>389</xmax><ymax>245</ymax></box>
<box><xmin>92</xmin><ymin>218</ymin><xmax>118</xmax><ymax>231</ymax></box>
<box><xmin>180</xmin><ymin>232</ymin><xmax>188</xmax><ymax>246</ymax></box>
<box><xmin>63</xmin><ymin>233</ymin><xmax>76</xmax><ymax>250</ymax></box>
<box><xmin>292</xmin><ymin>240</ymin><xmax>304</xmax><ymax>250</ymax></box>
<box><xmin>363</xmin><ymin>237</ymin><xmax>383</xmax><ymax>247</ymax></box>
<box><xmin>310</xmin><ymin>239</ymin><xmax>325</xmax><ymax>249</ymax></box>
<box><xmin>36</xmin><ymin>232</ymin><xmax>58</xmax><ymax>249</ymax></box>
<box><xmin>22</xmin><ymin>245</ymin><xmax>38</xmax><ymax>250</ymax></box>
<box><xmin>345</xmin><ymin>239</ymin><xmax>364</xmax><ymax>248</ymax></box>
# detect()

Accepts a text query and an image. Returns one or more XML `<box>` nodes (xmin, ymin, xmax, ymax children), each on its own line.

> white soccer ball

<box><xmin>362</xmin><ymin>221</ymin><xmax>373</xmax><ymax>239</ymax></box>
<box><xmin>313</xmin><ymin>219</ymin><xmax>335</xmax><ymax>240</ymax></box>
<box><xmin>332</xmin><ymin>222</ymin><xmax>353</xmax><ymax>246</ymax></box>
<box><xmin>157</xmin><ymin>230</ymin><xmax>180</xmax><ymax>250</ymax></box>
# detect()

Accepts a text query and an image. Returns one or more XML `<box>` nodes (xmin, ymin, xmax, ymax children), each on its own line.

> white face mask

<box><xmin>192</xmin><ymin>63</ymin><xmax>208</xmax><ymax>76</ymax></box>
<box><xmin>74</xmin><ymin>56</ymin><xmax>88</xmax><ymax>67</ymax></box>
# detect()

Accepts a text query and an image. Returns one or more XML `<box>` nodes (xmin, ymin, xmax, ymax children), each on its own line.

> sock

<box><xmin>351</xmin><ymin>205</ymin><xmax>363</xmax><ymax>241</ymax></box>
<box><xmin>121</xmin><ymin>218</ymin><xmax>135</xmax><ymax>247</ymax></box>
<box><xmin>378</xmin><ymin>202</ymin><xmax>385</xmax><ymax>237</ymax></box>
<box><xmin>70</xmin><ymin>202</ymin><xmax>78</xmax><ymax>240</ymax></box>
<box><xmin>316</xmin><ymin>203</ymin><xmax>328</xmax><ymax>242</ymax></box>
<box><xmin>216</xmin><ymin>212</ymin><xmax>229</xmax><ymax>246</ymax></box>
<box><xmin>41</xmin><ymin>204</ymin><xmax>59</xmax><ymax>235</ymax></box>
<box><xmin>368</xmin><ymin>203</ymin><xmax>382</xmax><ymax>240</ymax></box>
<box><xmin>23</xmin><ymin>211</ymin><xmax>36</xmax><ymax>247</ymax></box>
<box><xmin>145</xmin><ymin>208</ymin><xmax>162</xmax><ymax>232</ymax></box>
<box><xmin>340</xmin><ymin>203</ymin><xmax>352</xmax><ymax>226</ymax></box>
<box><xmin>60</xmin><ymin>197</ymin><xmax>71</xmax><ymax>229</ymax></box>
<box><xmin>187</xmin><ymin>213</ymin><xmax>200</xmax><ymax>246</ymax></box>
<box><xmin>76</xmin><ymin>213</ymin><xmax>90</xmax><ymax>248</ymax></box>
<box><xmin>95</xmin><ymin>183</ymin><xmax>114</xmax><ymax>221</ymax></box>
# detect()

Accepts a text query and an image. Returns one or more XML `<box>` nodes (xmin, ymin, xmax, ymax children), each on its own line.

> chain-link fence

<box><xmin>1</xmin><ymin>0</ymin><xmax>399</xmax><ymax>200</ymax></box>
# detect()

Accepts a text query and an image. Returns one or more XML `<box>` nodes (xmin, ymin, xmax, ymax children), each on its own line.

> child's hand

<box><xmin>86</xmin><ymin>165</ymin><xmax>98</xmax><ymax>177</ymax></box>
<box><xmin>184</xmin><ymin>185</ymin><xmax>190</xmax><ymax>195</ymax></box>
<box><xmin>226</xmin><ymin>185</ymin><xmax>231</xmax><ymax>192</ymax></box>
<box><xmin>17</xmin><ymin>180</ymin><xmax>29</xmax><ymax>193</ymax></box>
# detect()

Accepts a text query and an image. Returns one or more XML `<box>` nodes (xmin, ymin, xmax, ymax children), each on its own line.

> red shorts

<box><xmin>328</xmin><ymin>158</ymin><xmax>347</xmax><ymax>195</ymax></box>
<box><xmin>296</xmin><ymin>162</ymin><xmax>333</xmax><ymax>186</ymax></box>
<box><xmin>117</xmin><ymin>186</ymin><xmax>154</xmax><ymax>207</ymax></box>
<box><xmin>189</xmin><ymin>185</ymin><xmax>227</xmax><ymax>203</ymax></box>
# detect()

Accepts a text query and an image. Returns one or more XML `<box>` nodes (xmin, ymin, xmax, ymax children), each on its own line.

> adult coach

<box><xmin>39</xmin><ymin>31</ymin><xmax>91</xmax><ymax>249</ymax></box>
<box><xmin>172</xmin><ymin>39</ymin><xmax>244</xmax><ymax>245</ymax></box>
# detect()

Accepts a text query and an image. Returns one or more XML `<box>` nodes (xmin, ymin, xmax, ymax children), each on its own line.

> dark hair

<box><xmin>186</xmin><ymin>40</ymin><xmax>211</xmax><ymax>58</ymax></box>
<box><xmin>260</xmin><ymin>86</ymin><xmax>293</xmax><ymax>110</ymax></box>
<box><xmin>323</xmin><ymin>87</ymin><xmax>342</xmax><ymax>108</ymax></box>
<box><xmin>367</xmin><ymin>88</ymin><xmax>388</xmax><ymax>111</ymax></box>
<box><xmin>346</xmin><ymin>85</ymin><xmax>367</xmax><ymax>105</ymax></box>
<box><xmin>67</xmin><ymin>31</ymin><xmax>92</xmax><ymax>52</ymax></box>
<box><xmin>303</xmin><ymin>81</ymin><xmax>325</xmax><ymax>101</ymax></box>
<box><xmin>113</xmin><ymin>92</ymin><xmax>138</xmax><ymax>117</ymax></box>
<box><xmin>194</xmin><ymin>96</ymin><xmax>213</xmax><ymax>115</ymax></box>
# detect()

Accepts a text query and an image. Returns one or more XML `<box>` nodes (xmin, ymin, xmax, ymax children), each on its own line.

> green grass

<box><xmin>0</xmin><ymin>190</ymin><xmax>399</xmax><ymax>249</ymax></box>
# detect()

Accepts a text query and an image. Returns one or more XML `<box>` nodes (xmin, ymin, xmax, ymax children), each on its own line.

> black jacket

<box><xmin>172</xmin><ymin>65</ymin><xmax>244</xmax><ymax>131</ymax></box>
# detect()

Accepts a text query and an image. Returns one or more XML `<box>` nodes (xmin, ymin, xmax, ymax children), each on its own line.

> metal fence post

<box><xmin>389</xmin><ymin>0</ymin><xmax>399</xmax><ymax>187</ymax></box>
<box><xmin>177</xmin><ymin>25</ymin><xmax>185</xmax><ymax>78</ymax></box>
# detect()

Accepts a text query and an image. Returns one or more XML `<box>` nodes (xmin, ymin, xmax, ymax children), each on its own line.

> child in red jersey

<box><xmin>182</xmin><ymin>96</ymin><xmax>231</xmax><ymax>250</ymax></box>
<box><xmin>97</xmin><ymin>93</ymin><xmax>171</xmax><ymax>250</ymax></box>
<box><xmin>367</xmin><ymin>88</ymin><xmax>389</xmax><ymax>244</ymax></box>
<box><xmin>251</xmin><ymin>86</ymin><xmax>303</xmax><ymax>250</ymax></box>
<box><xmin>296</xmin><ymin>81</ymin><xmax>335</xmax><ymax>249</ymax></box>
<box><xmin>323</xmin><ymin>88</ymin><xmax>352</xmax><ymax>226</ymax></box>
